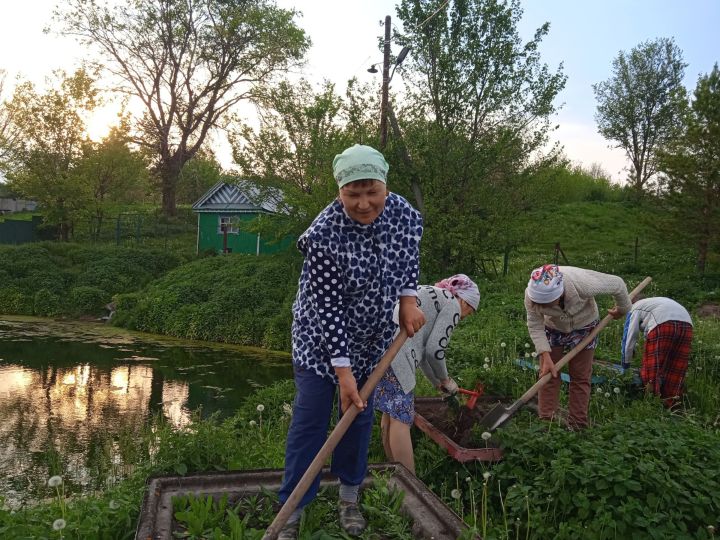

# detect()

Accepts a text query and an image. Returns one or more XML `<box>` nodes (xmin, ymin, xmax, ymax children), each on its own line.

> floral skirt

<box><xmin>373</xmin><ymin>367</ymin><xmax>415</xmax><ymax>425</ymax></box>
<box><xmin>545</xmin><ymin>319</ymin><xmax>600</xmax><ymax>351</ymax></box>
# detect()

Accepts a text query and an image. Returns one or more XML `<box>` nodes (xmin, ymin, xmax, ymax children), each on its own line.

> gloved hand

<box><xmin>439</xmin><ymin>378</ymin><xmax>459</xmax><ymax>396</ymax></box>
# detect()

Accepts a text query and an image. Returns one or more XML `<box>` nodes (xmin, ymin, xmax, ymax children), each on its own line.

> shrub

<box><xmin>114</xmin><ymin>254</ymin><xmax>299</xmax><ymax>350</ymax></box>
<box><xmin>69</xmin><ymin>286</ymin><xmax>108</xmax><ymax>316</ymax></box>
<box><xmin>33</xmin><ymin>288</ymin><xmax>61</xmax><ymax>317</ymax></box>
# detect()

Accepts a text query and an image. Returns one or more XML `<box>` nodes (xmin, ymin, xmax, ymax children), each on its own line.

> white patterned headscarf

<box><xmin>435</xmin><ymin>274</ymin><xmax>480</xmax><ymax>310</ymax></box>
<box><xmin>527</xmin><ymin>264</ymin><xmax>564</xmax><ymax>303</ymax></box>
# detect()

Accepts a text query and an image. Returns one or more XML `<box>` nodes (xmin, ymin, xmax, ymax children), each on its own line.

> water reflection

<box><xmin>0</xmin><ymin>318</ymin><xmax>293</xmax><ymax>506</ymax></box>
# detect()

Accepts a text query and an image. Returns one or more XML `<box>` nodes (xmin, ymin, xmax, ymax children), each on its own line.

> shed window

<box><xmin>218</xmin><ymin>216</ymin><xmax>239</xmax><ymax>234</ymax></box>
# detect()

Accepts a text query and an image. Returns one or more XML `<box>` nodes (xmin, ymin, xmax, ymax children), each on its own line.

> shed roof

<box><xmin>191</xmin><ymin>181</ymin><xmax>283</xmax><ymax>214</ymax></box>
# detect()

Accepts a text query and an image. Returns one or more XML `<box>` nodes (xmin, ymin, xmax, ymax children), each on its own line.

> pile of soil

<box><xmin>415</xmin><ymin>397</ymin><xmax>509</xmax><ymax>448</ymax></box>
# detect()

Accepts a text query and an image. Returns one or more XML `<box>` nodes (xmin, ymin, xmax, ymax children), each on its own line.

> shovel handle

<box><xmin>516</xmin><ymin>276</ymin><xmax>652</xmax><ymax>406</ymax></box>
<box><xmin>263</xmin><ymin>330</ymin><xmax>408</xmax><ymax>539</ymax></box>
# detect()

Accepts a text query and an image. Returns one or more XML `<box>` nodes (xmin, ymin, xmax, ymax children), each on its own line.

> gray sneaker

<box><xmin>277</xmin><ymin>519</ymin><xmax>299</xmax><ymax>540</ymax></box>
<box><xmin>338</xmin><ymin>501</ymin><xmax>367</xmax><ymax>536</ymax></box>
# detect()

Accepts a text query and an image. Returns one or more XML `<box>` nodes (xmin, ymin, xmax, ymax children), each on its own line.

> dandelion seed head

<box><xmin>451</xmin><ymin>489</ymin><xmax>461</xmax><ymax>499</ymax></box>
<box><xmin>249</xmin><ymin>420</ymin><xmax>257</xmax><ymax>426</ymax></box>
<box><xmin>481</xmin><ymin>431</ymin><xmax>492</xmax><ymax>440</ymax></box>
<box><xmin>500</xmin><ymin>342</ymin><xmax>506</xmax><ymax>348</ymax></box>
<box><xmin>53</xmin><ymin>519</ymin><xmax>66</xmax><ymax>531</ymax></box>
<box><xmin>484</xmin><ymin>357</ymin><xmax>489</xmax><ymax>362</ymax></box>
<box><xmin>613</xmin><ymin>387</ymin><xmax>620</xmax><ymax>394</ymax></box>
<box><xmin>48</xmin><ymin>476</ymin><xmax>62</xmax><ymax>488</ymax></box>
<box><xmin>256</xmin><ymin>404</ymin><xmax>265</xmax><ymax>413</ymax></box>
<box><xmin>524</xmin><ymin>343</ymin><xmax>530</xmax><ymax>348</ymax></box>
<box><xmin>604</xmin><ymin>392</ymin><xmax>610</xmax><ymax>398</ymax></box>
<box><xmin>465</xmin><ymin>476</ymin><xmax>471</xmax><ymax>483</ymax></box>
<box><xmin>109</xmin><ymin>499</ymin><xmax>120</xmax><ymax>510</ymax></box>
<box><xmin>524</xmin><ymin>352</ymin><xmax>530</xmax><ymax>358</ymax></box>
<box><xmin>596</xmin><ymin>387</ymin><xmax>603</xmax><ymax>394</ymax></box>
<box><xmin>483</xmin><ymin>471</ymin><xmax>491</xmax><ymax>480</ymax></box>
<box><xmin>483</xmin><ymin>363</ymin><xmax>490</xmax><ymax>370</ymax></box>
<box><xmin>531</xmin><ymin>352</ymin><xmax>537</xmax><ymax>358</ymax></box>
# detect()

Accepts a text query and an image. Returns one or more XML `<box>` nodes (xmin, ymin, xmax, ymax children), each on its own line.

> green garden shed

<box><xmin>192</xmin><ymin>181</ymin><xmax>291</xmax><ymax>255</ymax></box>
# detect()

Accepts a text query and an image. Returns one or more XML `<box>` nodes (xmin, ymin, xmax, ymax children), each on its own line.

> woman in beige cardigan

<box><xmin>524</xmin><ymin>264</ymin><xmax>631</xmax><ymax>429</ymax></box>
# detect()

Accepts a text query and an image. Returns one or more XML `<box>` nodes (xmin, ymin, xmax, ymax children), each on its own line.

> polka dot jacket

<box><xmin>292</xmin><ymin>192</ymin><xmax>423</xmax><ymax>383</ymax></box>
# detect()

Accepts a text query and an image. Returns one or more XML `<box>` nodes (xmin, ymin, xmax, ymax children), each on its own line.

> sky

<box><xmin>1</xmin><ymin>0</ymin><xmax>719</xmax><ymax>183</ymax></box>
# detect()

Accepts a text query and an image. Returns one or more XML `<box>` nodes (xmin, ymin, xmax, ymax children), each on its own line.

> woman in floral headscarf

<box><xmin>525</xmin><ymin>264</ymin><xmax>631</xmax><ymax>429</ymax></box>
<box><xmin>374</xmin><ymin>274</ymin><xmax>480</xmax><ymax>475</ymax></box>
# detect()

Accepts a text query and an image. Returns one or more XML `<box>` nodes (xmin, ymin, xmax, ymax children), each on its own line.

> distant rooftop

<box><xmin>191</xmin><ymin>181</ymin><xmax>285</xmax><ymax>214</ymax></box>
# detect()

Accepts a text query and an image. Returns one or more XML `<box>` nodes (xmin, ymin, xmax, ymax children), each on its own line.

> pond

<box><xmin>0</xmin><ymin>316</ymin><xmax>293</xmax><ymax>507</ymax></box>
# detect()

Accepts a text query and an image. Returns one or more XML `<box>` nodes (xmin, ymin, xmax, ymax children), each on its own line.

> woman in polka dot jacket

<box><xmin>277</xmin><ymin>144</ymin><xmax>425</xmax><ymax>538</ymax></box>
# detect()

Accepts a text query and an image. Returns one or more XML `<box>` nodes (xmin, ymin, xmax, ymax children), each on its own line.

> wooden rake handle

<box><xmin>262</xmin><ymin>330</ymin><xmax>409</xmax><ymax>539</ymax></box>
<box><xmin>516</xmin><ymin>276</ymin><xmax>652</xmax><ymax>406</ymax></box>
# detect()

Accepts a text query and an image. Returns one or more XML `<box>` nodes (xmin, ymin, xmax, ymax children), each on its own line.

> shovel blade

<box><xmin>477</xmin><ymin>403</ymin><xmax>514</xmax><ymax>432</ymax></box>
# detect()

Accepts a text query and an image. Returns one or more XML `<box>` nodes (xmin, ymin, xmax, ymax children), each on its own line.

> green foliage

<box><xmin>493</xmin><ymin>414</ymin><xmax>720</xmax><ymax>538</ymax></box>
<box><xmin>113</xmin><ymin>253</ymin><xmax>298</xmax><ymax>350</ymax></box>
<box><xmin>0</xmin><ymin>242</ymin><xmax>184</xmax><ymax>317</ymax></box>
<box><xmin>69</xmin><ymin>285</ymin><xmax>107</xmax><ymax>315</ymax></box>
<box><xmin>177</xmin><ymin>150</ymin><xmax>223</xmax><ymax>205</ymax></box>
<box><xmin>4</xmin><ymin>68</ymin><xmax>99</xmax><ymax>239</ymax></box>
<box><xmin>33</xmin><ymin>288</ymin><xmax>62</xmax><ymax>317</ymax></box>
<box><xmin>230</xmin><ymin>78</ymin><xmax>356</xmax><ymax>241</ymax></box>
<box><xmin>593</xmin><ymin>37</ymin><xmax>688</xmax><ymax>194</ymax></box>
<box><xmin>388</xmin><ymin>0</ymin><xmax>567</xmax><ymax>275</ymax></box>
<box><xmin>658</xmin><ymin>63</ymin><xmax>720</xmax><ymax>274</ymax></box>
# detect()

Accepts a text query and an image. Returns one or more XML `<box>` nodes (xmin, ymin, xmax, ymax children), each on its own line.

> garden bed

<box><xmin>135</xmin><ymin>463</ymin><xmax>475</xmax><ymax>539</ymax></box>
<box><xmin>414</xmin><ymin>396</ymin><xmax>506</xmax><ymax>462</ymax></box>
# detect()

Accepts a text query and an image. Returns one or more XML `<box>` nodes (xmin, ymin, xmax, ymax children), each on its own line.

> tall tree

<box><xmin>0</xmin><ymin>69</ymin><xmax>20</xmax><ymax>170</ymax></box>
<box><xmin>593</xmin><ymin>38</ymin><xmax>687</xmax><ymax>195</ymax></box>
<box><xmin>658</xmin><ymin>64</ymin><xmax>720</xmax><ymax>274</ymax></box>
<box><xmin>392</xmin><ymin>0</ymin><xmax>565</xmax><ymax>275</ymax></box>
<box><xmin>57</xmin><ymin>0</ymin><xmax>309</xmax><ymax>216</ymax></box>
<box><xmin>5</xmin><ymin>69</ymin><xmax>98</xmax><ymax>240</ymax></box>
<box><xmin>73</xmin><ymin>118</ymin><xmax>150</xmax><ymax>238</ymax></box>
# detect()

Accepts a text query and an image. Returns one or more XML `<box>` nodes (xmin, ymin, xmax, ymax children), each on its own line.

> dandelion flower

<box><xmin>481</xmin><ymin>431</ymin><xmax>492</xmax><ymax>441</ymax></box>
<box><xmin>604</xmin><ymin>392</ymin><xmax>610</xmax><ymax>398</ymax></box>
<box><xmin>613</xmin><ymin>387</ymin><xmax>621</xmax><ymax>394</ymax></box>
<box><xmin>249</xmin><ymin>420</ymin><xmax>257</xmax><ymax>427</ymax></box>
<box><xmin>483</xmin><ymin>471</ymin><xmax>491</xmax><ymax>480</ymax></box>
<box><xmin>53</xmin><ymin>519</ymin><xmax>66</xmax><ymax>531</ymax></box>
<box><xmin>256</xmin><ymin>404</ymin><xmax>265</xmax><ymax>413</ymax></box>
<box><xmin>109</xmin><ymin>500</ymin><xmax>120</xmax><ymax>510</ymax></box>
<box><xmin>48</xmin><ymin>476</ymin><xmax>63</xmax><ymax>488</ymax></box>
<box><xmin>450</xmin><ymin>489</ymin><xmax>461</xmax><ymax>499</ymax></box>
<box><xmin>500</xmin><ymin>342</ymin><xmax>506</xmax><ymax>348</ymax></box>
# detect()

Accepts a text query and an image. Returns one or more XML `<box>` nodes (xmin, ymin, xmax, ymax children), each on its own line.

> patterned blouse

<box><xmin>291</xmin><ymin>192</ymin><xmax>423</xmax><ymax>383</ymax></box>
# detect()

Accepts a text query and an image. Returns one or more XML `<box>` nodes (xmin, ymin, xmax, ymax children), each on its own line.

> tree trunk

<box><xmin>161</xmin><ymin>167</ymin><xmax>179</xmax><ymax>217</ymax></box>
<box><xmin>697</xmin><ymin>236</ymin><xmax>708</xmax><ymax>275</ymax></box>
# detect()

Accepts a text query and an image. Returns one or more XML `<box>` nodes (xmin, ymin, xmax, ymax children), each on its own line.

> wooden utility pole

<box><xmin>379</xmin><ymin>15</ymin><xmax>391</xmax><ymax>150</ymax></box>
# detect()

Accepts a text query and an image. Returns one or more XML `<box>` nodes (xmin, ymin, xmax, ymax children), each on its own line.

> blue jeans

<box><xmin>278</xmin><ymin>366</ymin><xmax>375</xmax><ymax>508</ymax></box>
